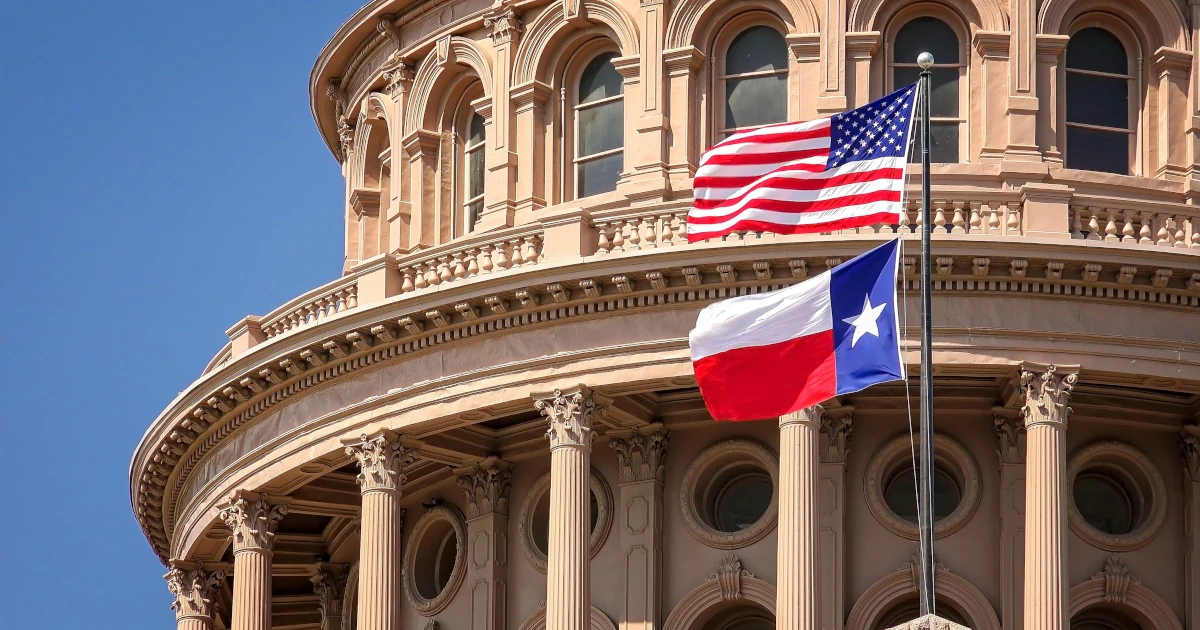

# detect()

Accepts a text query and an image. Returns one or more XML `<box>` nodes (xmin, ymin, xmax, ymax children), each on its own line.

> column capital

<box><xmin>819</xmin><ymin>407</ymin><xmax>854</xmax><ymax>464</ymax></box>
<box><xmin>780</xmin><ymin>404</ymin><xmax>824</xmax><ymax>428</ymax></box>
<box><xmin>218</xmin><ymin>491</ymin><xmax>289</xmax><ymax>554</ymax></box>
<box><xmin>1181</xmin><ymin>425</ymin><xmax>1200</xmax><ymax>483</ymax></box>
<box><xmin>454</xmin><ymin>456</ymin><xmax>514</xmax><ymax>518</ymax></box>
<box><xmin>1019</xmin><ymin>363</ymin><xmax>1078</xmax><ymax>428</ymax></box>
<box><xmin>165</xmin><ymin>561</ymin><xmax>226</xmax><ymax>620</ymax></box>
<box><xmin>311</xmin><ymin>563</ymin><xmax>348</xmax><ymax>630</ymax></box>
<box><xmin>484</xmin><ymin>4</ymin><xmax>522</xmax><ymax>46</ymax></box>
<box><xmin>343</xmin><ymin>429</ymin><xmax>421</xmax><ymax>494</ymax></box>
<box><xmin>995</xmin><ymin>408</ymin><xmax>1026</xmax><ymax>465</ymax></box>
<box><xmin>609</xmin><ymin>424</ymin><xmax>669</xmax><ymax>484</ymax></box>
<box><xmin>534</xmin><ymin>386</ymin><xmax>607</xmax><ymax>450</ymax></box>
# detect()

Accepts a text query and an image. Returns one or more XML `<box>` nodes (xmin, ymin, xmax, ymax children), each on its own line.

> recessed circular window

<box><xmin>518</xmin><ymin>468</ymin><xmax>613</xmax><ymax>574</ymax></box>
<box><xmin>402</xmin><ymin>504</ymin><xmax>466</xmax><ymax>616</ymax></box>
<box><xmin>865</xmin><ymin>434</ymin><xmax>981</xmax><ymax>540</ymax></box>
<box><xmin>1067</xmin><ymin>441</ymin><xmax>1166</xmax><ymax>551</ymax></box>
<box><xmin>680</xmin><ymin>439</ymin><xmax>779</xmax><ymax>549</ymax></box>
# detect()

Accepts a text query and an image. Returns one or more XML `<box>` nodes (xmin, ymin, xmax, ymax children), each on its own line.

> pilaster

<box><xmin>777</xmin><ymin>406</ymin><xmax>822</xmax><ymax>630</ymax></box>
<box><xmin>818</xmin><ymin>407</ymin><xmax>852</xmax><ymax>630</ymax></box>
<box><xmin>974</xmin><ymin>31</ymin><xmax>1011</xmax><ymax>163</ymax></box>
<box><xmin>166</xmin><ymin>561</ymin><xmax>226</xmax><ymax>630</ymax></box>
<box><xmin>662</xmin><ymin>46</ymin><xmax>705</xmax><ymax>190</ymax></box>
<box><xmin>1181</xmin><ymin>424</ymin><xmax>1200</xmax><ymax>630</ymax></box>
<box><xmin>344</xmin><ymin>429</ymin><xmax>421</xmax><ymax>630</ymax></box>
<box><xmin>403</xmin><ymin>129</ymin><xmax>442</xmax><ymax>250</ymax></box>
<box><xmin>816</xmin><ymin>0</ymin><xmax>847</xmax><ymax>114</ymax></box>
<box><xmin>609</xmin><ymin>424</ymin><xmax>668</xmax><ymax>630</ymax></box>
<box><xmin>311</xmin><ymin>563</ymin><xmax>348</xmax><ymax>630</ymax></box>
<box><xmin>534</xmin><ymin>386</ymin><xmax>607</xmax><ymax>630</ymax></box>
<box><xmin>219</xmin><ymin>492</ymin><xmax>289</xmax><ymax>630</ymax></box>
<box><xmin>381</xmin><ymin>56</ymin><xmax>413</xmax><ymax>250</ymax></box>
<box><xmin>1019</xmin><ymin>364</ymin><xmax>1078</xmax><ymax>630</ymax></box>
<box><xmin>479</xmin><ymin>4</ymin><xmax>522</xmax><ymax>231</ymax></box>
<box><xmin>1034</xmin><ymin>35</ymin><xmax>1069</xmax><ymax>164</ymax></box>
<box><xmin>1154</xmin><ymin>47</ymin><xmax>1192</xmax><ymax>181</ymax></box>
<box><xmin>787</xmin><ymin>34</ymin><xmax>822</xmax><ymax>121</ymax></box>
<box><xmin>1006</xmin><ymin>0</ymin><xmax>1039</xmax><ymax>161</ymax></box>
<box><xmin>454</xmin><ymin>457</ymin><xmax>513</xmax><ymax>630</ymax></box>
<box><xmin>510</xmin><ymin>81</ymin><xmax>551</xmax><ymax>212</ymax></box>
<box><xmin>845</xmin><ymin>32</ymin><xmax>880</xmax><ymax>109</ymax></box>
<box><xmin>995</xmin><ymin>407</ymin><xmax>1026</xmax><ymax>630</ymax></box>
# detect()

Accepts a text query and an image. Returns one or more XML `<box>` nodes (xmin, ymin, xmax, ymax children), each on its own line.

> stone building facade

<box><xmin>131</xmin><ymin>0</ymin><xmax>1200</xmax><ymax>628</ymax></box>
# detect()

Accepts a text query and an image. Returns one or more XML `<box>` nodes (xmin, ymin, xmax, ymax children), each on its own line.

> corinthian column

<box><xmin>166</xmin><ymin>561</ymin><xmax>226</xmax><ymax>630</ymax></box>
<box><xmin>777</xmin><ymin>406</ymin><xmax>822</xmax><ymax>630</ymax></box>
<box><xmin>534</xmin><ymin>387</ymin><xmax>607</xmax><ymax>630</ymax></box>
<box><xmin>344</xmin><ymin>429</ymin><xmax>419</xmax><ymax>630</ymax></box>
<box><xmin>609</xmin><ymin>425</ymin><xmax>668</xmax><ymax>630</ymax></box>
<box><xmin>1020</xmin><ymin>364</ymin><xmax>1077</xmax><ymax>630</ymax></box>
<box><xmin>219</xmin><ymin>492</ymin><xmax>288</xmax><ymax>630</ymax></box>
<box><xmin>454</xmin><ymin>457</ymin><xmax>513</xmax><ymax>630</ymax></box>
<box><xmin>311</xmin><ymin>563</ymin><xmax>348</xmax><ymax>630</ymax></box>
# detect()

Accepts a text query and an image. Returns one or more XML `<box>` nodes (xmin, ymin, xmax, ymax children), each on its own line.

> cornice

<box><xmin>131</xmin><ymin>236</ymin><xmax>1200</xmax><ymax>563</ymax></box>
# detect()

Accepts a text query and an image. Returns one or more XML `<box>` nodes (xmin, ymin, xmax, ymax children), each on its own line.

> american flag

<box><xmin>687</xmin><ymin>84</ymin><xmax>919</xmax><ymax>242</ymax></box>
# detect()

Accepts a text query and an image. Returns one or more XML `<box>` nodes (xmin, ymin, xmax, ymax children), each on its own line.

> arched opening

<box><xmin>702</xmin><ymin>604</ymin><xmax>775</xmax><ymax>630</ymax></box>
<box><xmin>1065</xmin><ymin>26</ymin><xmax>1133</xmax><ymax>175</ymax></box>
<box><xmin>719</xmin><ymin>25</ymin><xmax>789</xmax><ymax>138</ymax></box>
<box><xmin>457</xmin><ymin>109</ymin><xmax>486</xmax><ymax>235</ymax></box>
<box><xmin>1071</xmin><ymin>607</ymin><xmax>1142</xmax><ymax>630</ymax></box>
<box><xmin>574</xmin><ymin>51</ymin><xmax>624</xmax><ymax>198</ymax></box>
<box><xmin>890</xmin><ymin>15</ymin><xmax>965</xmax><ymax>163</ymax></box>
<box><xmin>872</xmin><ymin>596</ymin><xmax>970</xmax><ymax>629</ymax></box>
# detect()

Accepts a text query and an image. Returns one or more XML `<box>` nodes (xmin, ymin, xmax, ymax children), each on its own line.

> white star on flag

<box><xmin>842</xmin><ymin>295</ymin><xmax>887</xmax><ymax>347</ymax></box>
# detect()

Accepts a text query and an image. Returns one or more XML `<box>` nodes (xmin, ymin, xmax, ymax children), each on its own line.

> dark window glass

<box><xmin>893</xmin><ymin>67</ymin><xmax>959</xmax><ymax>117</ymax></box>
<box><xmin>467</xmin><ymin>147</ymin><xmax>484</xmax><ymax>199</ymax></box>
<box><xmin>1066</xmin><ymin>126</ymin><xmax>1128</xmax><ymax>174</ymax></box>
<box><xmin>579</xmin><ymin>52</ymin><xmax>622</xmax><ymax>104</ymax></box>
<box><xmin>1066</xmin><ymin>73</ymin><xmax>1128</xmax><ymax>128</ymax></box>
<box><xmin>725</xmin><ymin>74</ymin><xmax>788</xmax><ymax>130</ymax></box>
<box><xmin>1066</xmin><ymin>27</ymin><xmax>1127</xmax><ymax>74</ymax></box>
<box><xmin>907</xmin><ymin>121</ymin><xmax>959</xmax><ymax>164</ymax></box>
<box><xmin>725</xmin><ymin>25</ymin><xmax>788</xmax><ymax>75</ymax></box>
<box><xmin>885</xmin><ymin>467</ymin><xmax>960</xmax><ymax>523</ymax></box>
<box><xmin>577</xmin><ymin>99</ymin><xmax>624</xmax><ymax>156</ymax></box>
<box><xmin>893</xmin><ymin>17</ymin><xmax>959</xmax><ymax>64</ymax></box>
<box><xmin>577</xmin><ymin>152</ymin><xmax>623</xmax><ymax>198</ymax></box>
<box><xmin>713</xmin><ymin>472</ymin><xmax>773</xmax><ymax>532</ymax></box>
<box><xmin>1073</xmin><ymin>473</ymin><xmax>1133</xmax><ymax>535</ymax></box>
<box><xmin>468</xmin><ymin>112</ymin><xmax>485</xmax><ymax>145</ymax></box>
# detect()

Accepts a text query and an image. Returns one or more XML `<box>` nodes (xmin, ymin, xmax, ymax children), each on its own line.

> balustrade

<box><xmin>261</xmin><ymin>281</ymin><xmax>359</xmax><ymax>339</ymax></box>
<box><xmin>1069</xmin><ymin>204</ymin><xmax>1199</xmax><ymax>249</ymax></box>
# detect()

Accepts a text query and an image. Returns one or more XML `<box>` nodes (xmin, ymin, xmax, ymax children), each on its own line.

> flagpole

<box><xmin>916</xmin><ymin>51</ymin><xmax>937</xmax><ymax>618</ymax></box>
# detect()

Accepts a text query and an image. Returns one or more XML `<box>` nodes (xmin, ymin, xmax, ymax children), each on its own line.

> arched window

<box><xmin>462</xmin><ymin>112</ymin><xmax>485</xmax><ymax>232</ymax></box>
<box><xmin>720</xmin><ymin>25</ymin><xmax>788</xmax><ymax>137</ymax></box>
<box><xmin>891</xmin><ymin>16</ymin><xmax>964</xmax><ymax>163</ymax></box>
<box><xmin>575</xmin><ymin>52</ymin><xmax>624</xmax><ymax>198</ymax></box>
<box><xmin>1070</xmin><ymin>608</ymin><xmax>1141</xmax><ymax>630</ymax></box>
<box><xmin>1065</xmin><ymin>27</ymin><xmax>1132</xmax><ymax>175</ymax></box>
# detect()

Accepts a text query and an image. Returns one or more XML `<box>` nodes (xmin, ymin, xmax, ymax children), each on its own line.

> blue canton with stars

<box><xmin>827</xmin><ymin>83</ymin><xmax>919</xmax><ymax>168</ymax></box>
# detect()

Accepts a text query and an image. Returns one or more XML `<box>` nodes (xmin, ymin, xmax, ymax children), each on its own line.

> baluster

<box><xmin>1104</xmin><ymin>208</ymin><xmax>1119</xmax><ymax>242</ymax></box>
<box><xmin>425</xmin><ymin>261</ymin><xmax>441</xmax><ymax>286</ymax></box>
<box><xmin>1155</xmin><ymin>213</ymin><xmax>1171</xmax><ymax>246</ymax></box>
<box><xmin>968</xmin><ymin>201</ymin><xmax>981</xmax><ymax>235</ymax></box>
<box><xmin>950</xmin><ymin>201</ymin><xmax>965</xmax><ymax>233</ymax></box>
<box><xmin>988</xmin><ymin>201</ymin><xmax>1001</xmax><ymax>234</ymax></box>
<box><xmin>1137</xmin><ymin>212</ymin><xmax>1152</xmax><ymax>245</ymax></box>
<box><xmin>438</xmin><ymin>257</ymin><xmax>455</xmax><ymax>282</ymax></box>
<box><xmin>1190</xmin><ymin>217</ymin><xmax>1200</xmax><ymax>248</ymax></box>
<box><xmin>597</xmin><ymin>221</ymin><xmax>612</xmax><ymax>253</ymax></box>
<box><xmin>677</xmin><ymin>212</ymin><xmax>690</xmax><ymax>242</ymax></box>
<box><xmin>1070</xmin><ymin>205</ymin><xmax>1083</xmax><ymax>239</ymax></box>
<box><xmin>914</xmin><ymin>200</ymin><xmax>925</xmax><ymax>232</ymax></box>
<box><xmin>1175</xmin><ymin>214</ymin><xmax>1189</xmax><ymax>248</ymax></box>
<box><xmin>509</xmin><ymin>238</ymin><xmax>525</xmax><ymax>266</ymax></box>
<box><xmin>452</xmin><ymin>253</ymin><xmax>468</xmax><ymax>279</ymax></box>
<box><xmin>401</xmin><ymin>269</ymin><xmax>415</xmax><ymax>293</ymax></box>
<box><xmin>492</xmin><ymin>242</ymin><xmax>509</xmax><ymax>270</ymax></box>
<box><xmin>1006</xmin><ymin>201</ymin><xmax>1021</xmax><ymax>235</ymax></box>
<box><xmin>898</xmin><ymin>201</ymin><xmax>911</xmax><ymax>233</ymax></box>
<box><xmin>627</xmin><ymin>218</ymin><xmax>642</xmax><ymax>250</ymax></box>
<box><xmin>611</xmin><ymin>220</ymin><xmax>626</xmax><ymax>252</ymax></box>
<box><xmin>643</xmin><ymin>216</ymin><xmax>657</xmax><ymax>248</ymax></box>
<box><xmin>659</xmin><ymin>213</ymin><xmax>674</xmax><ymax>245</ymax></box>
<box><xmin>524</xmin><ymin>235</ymin><xmax>541</xmax><ymax>264</ymax></box>
<box><xmin>933</xmin><ymin>200</ymin><xmax>947</xmax><ymax>232</ymax></box>
<box><xmin>466</xmin><ymin>249</ymin><xmax>480</xmax><ymax>276</ymax></box>
<box><xmin>479</xmin><ymin>246</ymin><xmax>493</xmax><ymax>274</ymax></box>
<box><xmin>1086</xmin><ymin>207</ymin><xmax>1102</xmax><ymax>241</ymax></box>
<box><xmin>414</xmin><ymin>264</ymin><xmax>429</xmax><ymax>289</ymax></box>
<box><xmin>1121</xmin><ymin>210</ymin><xmax>1135</xmax><ymax>244</ymax></box>
<box><xmin>345</xmin><ymin>286</ymin><xmax>358</xmax><ymax>309</ymax></box>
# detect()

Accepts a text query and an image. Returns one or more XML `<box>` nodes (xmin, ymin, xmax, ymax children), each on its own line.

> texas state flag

<box><xmin>689</xmin><ymin>239</ymin><xmax>904</xmax><ymax>421</ymax></box>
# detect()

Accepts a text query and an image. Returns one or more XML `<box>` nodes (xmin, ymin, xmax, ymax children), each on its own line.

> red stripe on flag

<box><xmin>694</xmin><ymin>162</ymin><xmax>827</xmax><ymax>190</ymax></box>
<box><xmin>685</xmin><ymin>212</ymin><xmax>900</xmax><ymax>242</ymax></box>
<box><xmin>693</xmin><ymin>330</ymin><xmax>837</xmax><ymax>421</ymax></box>
<box><xmin>687</xmin><ymin>190</ymin><xmax>902</xmax><ymax>224</ymax></box>
<box><xmin>692</xmin><ymin>168</ymin><xmax>906</xmax><ymax>210</ymax></box>
<box><xmin>700</xmin><ymin>147</ymin><xmax>829</xmax><ymax>167</ymax></box>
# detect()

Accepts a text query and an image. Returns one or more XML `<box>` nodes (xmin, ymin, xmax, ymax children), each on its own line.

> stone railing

<box><xmin>1069</xmin><ymin>202</ymin><xmax>1200</xmax><ymax>248</ymax></box>
<box><xmin>393</xmin><ymin>223</ymin><xmax>544</xmax><ymax>293</ymax></box>
<box><xmin>260</xmin><ymin>276</ymin><xmax>360</xmax><ymax>339</ymax></box>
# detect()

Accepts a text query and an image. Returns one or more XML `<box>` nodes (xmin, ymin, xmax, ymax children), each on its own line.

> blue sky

<box><xmin>1</xmin><ymin>3</ymin><xmax>364</xmax><ymax>627</ymax></box>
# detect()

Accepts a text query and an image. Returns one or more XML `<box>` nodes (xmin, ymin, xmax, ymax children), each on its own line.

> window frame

<box><xmin>449</xmin><ymin>87</ymin><xmax>488</xmax><ymax>238</ymax></box>
<box><xmin>563</xmin><ymin>41</ymin><xmax>626</xmax><ymax>201</ymax></box>
<box><xmin>1061</xmin><ymin>17</ymin><xmax>1142</xmax><ymax>176</ymax></box>
<box><xmin>885</xmin><ymin>7</ymin><xmax>971</xmax><ymax>163</ymax></box>
<box><xmin>710</xmin><ymin>13</ymin><xmax>794</xmax><ymax>145</ymax></box>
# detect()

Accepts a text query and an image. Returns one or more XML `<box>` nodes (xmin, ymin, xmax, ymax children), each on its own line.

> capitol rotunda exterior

<box><xmin>132</xmin><ymin>0</ymin><xmax>1200</xmax><ymax>628</ymax></box>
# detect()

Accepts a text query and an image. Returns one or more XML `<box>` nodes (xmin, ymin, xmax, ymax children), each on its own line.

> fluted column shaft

<box><xmin>777</xmin><ymin>406</ymin><xmax>822</xmax><ymax>630</ymax></box>
<box><xmin>344</xmin><ymin>429</ymin><xmax>420</xmax><ymax>630</ymax></box>
<box><xmin>166</xmin><ymin>562</ymin><xmax>226</xmax><ymax>630</ymax></box>
<box><xmin>536</xmin><ymin>387</ymin><xmax>606</xmax><ymax>630</ymax></box>
<box><xmin>219</xmin><ymin>492</ymin><xmax>288</xmax><ymax>630</ymax></box>
<box><xmin>1020</xmin><ymin>365</ymin><xmax>1077</xmax><ymax>630</ymax></box>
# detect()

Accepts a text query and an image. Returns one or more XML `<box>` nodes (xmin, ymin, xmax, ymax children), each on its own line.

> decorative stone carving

<box><xmin>381</xmin><ymin>56</ymin><xmax>412</xmax><ymax>96</ymax></box>
<box><xmin>218</xmin><ymin>492</ymin><xmax>288</xmax><ymax>553</ymax></box>
<box><xmin>344</xmin><ymin>430</ymin><xmax>420</xmax><ymax>493</ymax></box>
<box><xmin>1090</xmin><ymin>555</ymin><xmax>1139</xmax><ymax>604</ymax></box>
<box><xmin>994</xmin><ymin>411</ymin><xmax>1026</xmax><ymax>465</ymax></box>
<box><xmin>311</xmin><ymin>564</ymin><xmax>348</xmax><ymax>630</ymax></box>
<box><xmin>455</xmin><ymin>457</ymin><xmax>513</xmax><ymax>518</ymax></box>
<box><xmin>885</xmin><ymin>614</ymin><xmax>973</xmax><ymax>630</ymax></box>
<box><xmin>609</xmin><ymin>425</ymin><xmax>668</xmax><ymax>484</ymax></box>
<box><xmin>336</xmin><ymin>118</ymin><xmax>355</xmax><ymax>162</ymax></box>
<box><xmin>402</xmin><ymin>505</ymin><xmax>468</xmax><ymax>616</ymax></box>
<box><xmin>864</xmin><ymin>434</ymin><xmax>982</xmax><ymax>540</ymax></box>
<box><xmin>1019</xmin><ymin>364</ymin><xmax>1077</xmax><ymax>428</ymax></box>
<box><xmin>679</xmin><ymin>439</ymin><xmax>779</xmax><ymax>549</ymax></box>
<box><xmin>535</xmin><ymin>387</ymin><xmax>606</xmax><ymax>449</ymax></box>
<box><xmin>165</xmin><ymin>562</ymin><xmax>225</xmax><ymax>620</ymax></box>
<box><xmin>1181</xmin><ymin>428</ymin><xmax>1200</xmax><ymax>483</ymax></box>
<box><xmin>1066</xmin><ymin>441</ymin><xmax>1167</xmax><ymax>552</ymax></box>
<box><xmin>484</xmin><ymin>4</ymin><xmax>522</xmax><ymax>46</ymax></box>
<box><xmin>819</xmin><ymin>408</ymin><xmax>853</xmax><ymax>463</ymax></box>
<box><xmin>711</xmin><ymin>554</ymin><xmax>753</xmax><ymax>601</ymax></box>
